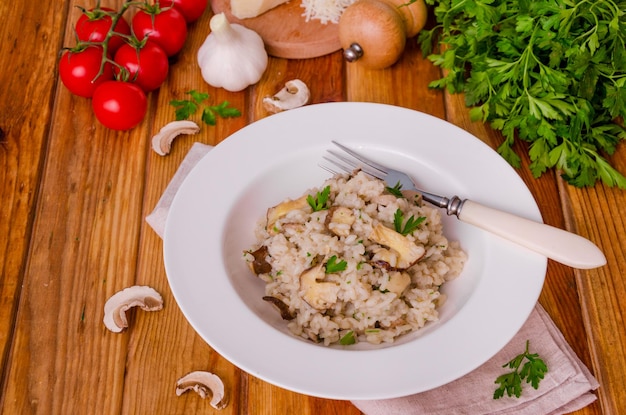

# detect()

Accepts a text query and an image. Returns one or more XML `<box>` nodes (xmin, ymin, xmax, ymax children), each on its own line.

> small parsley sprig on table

<box><xmin>170</xmin><ymin>90</ymin><xmax>241</xmax><ymax>126</ymax></box>
<box><xmin>494</xmin><ymin>340</ymin><xmax>548</xmax><ymax>399</ymax></box>
<box><xmin>419</xmin><ymin>0</ymin><xmax>626</xmax><ymax>188</ymax></box>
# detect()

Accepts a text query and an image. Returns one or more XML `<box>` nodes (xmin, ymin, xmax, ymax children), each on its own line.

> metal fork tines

<box><xmin>323</xmin><ymin>141</ymin><xmax>465</xmax><ymax>217</ymax></box>
<box><xmin>322</xmin><ymin>149</ymin><xmax>388</xmax><ymax>181</ymax></box>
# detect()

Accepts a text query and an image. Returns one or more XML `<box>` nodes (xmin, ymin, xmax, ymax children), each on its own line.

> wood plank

<box><xmin>2</xmin><ymin>1</ymin><xmax>151</xmax><ymax>413</ymax></box>
<box><xmin>2</xmin><ymin>96</ymin><xmax>153</xmax><ymax>414</ymax></box>
<box><xmin>0</xmin><ymin>0</ymin><xmax>67</xmax><ymax>380</ymax></box>
<box><xmin>565</xmin><ymin>146</ymin><xmax>626</xmax><ymax>415</ymax></box>
<box><xmin>121</xmin><ymin>9</ymin><xmax>247</xmax><ymax>414</ymax></box>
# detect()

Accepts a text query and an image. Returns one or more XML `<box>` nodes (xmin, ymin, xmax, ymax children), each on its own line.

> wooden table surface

<box><xmin>1</xmin><ymin>0</ymin><xmax>625</xmax><ymax>414</ymax></box>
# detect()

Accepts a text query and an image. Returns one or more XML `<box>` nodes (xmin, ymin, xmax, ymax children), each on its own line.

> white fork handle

<box><xmin>458</xmin><ymin>200</ymin><xmax>606</xmax><ymax>269</ymax></box>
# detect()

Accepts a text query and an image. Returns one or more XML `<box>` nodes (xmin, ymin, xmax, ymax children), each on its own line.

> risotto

<box><xmin>244</xmin><ymin>171</ymin><xmax>466</xmax><ymax>346</ymax></box>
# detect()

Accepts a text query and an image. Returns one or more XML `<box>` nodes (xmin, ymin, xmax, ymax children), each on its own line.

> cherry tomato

<box><xmin>92</xmin><ymin>81</ymin><xmax>147</xmax><ymax>130</ymax></box>
<box><xmin>59</xmin><ymin>46</ymin><xmax>113</xmax><ymax>98</ymax></box>
<box><xmin>114</xmin><ymin>41</ymin><xmax>169</xmax><ymax>92</ymax></box>
<box><xmin>132</xmin><ymin>6</ymin><xmax>187</xmax><ymax>57</ymax></box>
<box><xmin>160</xmin><ymin>0</ymin><xmax>208</xmax><ymax>23</ymax></box>
<box><xmin>75</xmin><ymin>7</ymin><xmax>131</xmax><ymax>55</ymax></box>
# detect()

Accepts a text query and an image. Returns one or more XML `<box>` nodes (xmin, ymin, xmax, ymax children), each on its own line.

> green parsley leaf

<box><xmin>202</xmin><ymin>100</ymin><xmax>242</xmax><ymax>126</ymax></box>
<box><xmin>201</xmin><ymin>107</ymin><xmax>216</xmax><ymax>126</ymax></box>
<box><xmin>188</xmin><ymin>90</ymin><xmax>209</xmax><ymax>103</ymax></box>
<box><xmin>169</xmin><ymin>99</ymin><xmax>198</xmax><ymax>121</ymax></box>
<box><xmin>212</xmin><ymin>100</ymin><xmax>243</xmax><ymax>118</ymax></box>
<box><xmin>325</xmin><ymin>255</ymin><xmax>347</xmax><ymax>274</ymax></box>
<box><xmin>339</xmin><ymin>330</ymin><xmax>356</xmax><ymax>345</ymax></box>
<box><xmin>385</xmin><ymin>181</ymin><xmax>404</xmax><ymax>198</ymax></box>
<box><xmin>393</xmin><ymin>208</ymin><xmax>426</xmax><ymax>236</ymax></box>
<box><xmin>494</xmin><ymin>340</ymin><xmax>548</xmax><ymax>399</ymax></box>
<box><xmin>307</xmin><ymin>186</ymin><xmax>331</xmax><ymax>211</ymax></box>
<box><xmin>169</xmin><ymin>90</ymin><xmax>241</xmax><ymax>126</ymax></box>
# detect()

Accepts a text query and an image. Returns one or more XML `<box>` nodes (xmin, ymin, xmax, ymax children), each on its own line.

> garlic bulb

<box><xmin>197</xmin><ymin>13</ymin><xmax>268</xmax><ymax>92</ymax></box>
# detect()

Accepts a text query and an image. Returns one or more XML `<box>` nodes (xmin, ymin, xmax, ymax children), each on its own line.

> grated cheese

<box><xmin>300</xmin><ymin>0</ymin><xmax>356</xmax><ymax>24</ymax></box>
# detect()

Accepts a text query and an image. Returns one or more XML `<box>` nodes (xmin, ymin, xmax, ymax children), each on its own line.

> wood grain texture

<box><xmin>563</xmin><ymin>147</ymin><xmax>626</xmax><ymax>415</ymax></box>
<box><xmin>0</xmin><ymin>0</ymin><xmax>623</xmax><ymax>413</ymax></box>
<box><xmin>0</xmin><ymin>0</ymin><xmax>67</xmax><ymax>381</ymax></box>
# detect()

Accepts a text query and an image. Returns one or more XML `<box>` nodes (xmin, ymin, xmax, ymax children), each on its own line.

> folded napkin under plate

<box><xmin>147</xmin><ymin>142</ymin><xmax>599</xmax><ymax>415</ymax></box>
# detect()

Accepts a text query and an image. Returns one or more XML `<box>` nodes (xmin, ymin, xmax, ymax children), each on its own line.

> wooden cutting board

<box><xmin>209</xmin><ymin>0</ymin><xmax>342</xmax><ymax>59</ymax></box>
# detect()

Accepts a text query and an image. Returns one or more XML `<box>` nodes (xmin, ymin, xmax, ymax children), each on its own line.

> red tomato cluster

<box><xmin>59</xmin><ymin>0</ymin><xmax>207</xmax><ymax>130</ymax></box>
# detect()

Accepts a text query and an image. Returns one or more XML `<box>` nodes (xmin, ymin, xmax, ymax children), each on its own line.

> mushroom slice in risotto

<box><xmin>247</xmin><ymin>245</ymin><xmax>272</xmax><ymax>275</ymax></box>
<box><xmin>266</xmin><ymin>195</ymin><xmax>308</xmax><ymax>234</ymax></box>
<box><xmin>262</xmin><ymin>296</ymin><xmax>295</xmax><ymax>320</ymax></box>
<box><xmin>325</xmin><ymin>206</ymin><xmax>356</xmax><ymax>237</ymax></box>
<box><xmin>369</xmin><ymin>223</ymin><xmax>425</xmax><ymax>269</ymax></box>
<box><xmin>299</xmin><ymin>263</ymin><xmax>340</xmax><ymax>310</ymax></box>
<box><xmin>384</xmin><ymin>271</ymin><xmax>412</xmax><ymax>295</ymax></box>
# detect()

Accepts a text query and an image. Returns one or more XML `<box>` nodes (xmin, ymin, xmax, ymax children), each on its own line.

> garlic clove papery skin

<box><xmin>197</xmin><ymin>13</ymin><xmax>269</xmax><ymax>92</ymax></box>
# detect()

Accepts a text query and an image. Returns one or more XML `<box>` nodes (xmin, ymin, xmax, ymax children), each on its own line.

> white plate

<box><xmin>163</xmin><ymin>102</ymin><xmax>546</xmax><ymax>400</ymax></box>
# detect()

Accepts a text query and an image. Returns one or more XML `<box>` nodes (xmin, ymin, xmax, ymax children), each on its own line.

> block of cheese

<box><xmin>230</xmin><ymin>0</ymin><xmax>290</xmax><ymax>18</ymax></box>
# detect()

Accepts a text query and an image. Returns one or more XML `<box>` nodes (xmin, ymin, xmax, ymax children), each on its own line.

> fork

<box><xmin>323</xmin><ymin>141</ymin><xmax>606</xmax><ymax>270</ymax></box>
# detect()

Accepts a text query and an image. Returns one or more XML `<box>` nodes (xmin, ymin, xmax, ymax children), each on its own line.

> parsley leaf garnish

<box><xmin>419</xmin><ymin>0</ymin><xmax>626</xmax><ymax>188</ymax></box>
<box><xmin>494</xmin><ymin>340</ymin><xmax>548</xmax><ymax>399</ymax></box>
<box><xmin>393</xmin><ymin>208</ymin><xmax>425</xmax><ymax>236</ymax></box>
<box><xmin>339</xmin><ymin>330</ymin><xmax>356</xmax><ymax>345</ymax></box>
<box><xmin>386</xmin><ymin>181</ymin><xmax>404</xmax><ymax>198</ymax></box>
<box><xmin>325</xmin><ymin>255</ymin><xmax>347</xmax><ymax>274</ymax></box>
<box><xmin>170</xmin><ymin>90</ymin><xmax>208</xmax><ymax>120</ymax></box>
<box><xmin>170</xmin><ymin>90</ymin><xmax>241</xmax><ymax>126</ymax></box>
<box><xmin>201</xmin><ymin>100</ymin><xmax>242</xmax><ymax>126</ymax></box>
<box><xmin>307</xmin><ymin>186</ymin><xmax>331</xmax><ymax>211</ymax></box>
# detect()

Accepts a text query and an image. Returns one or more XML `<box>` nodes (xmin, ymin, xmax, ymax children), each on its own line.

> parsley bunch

<box><xmin>419</xmin><ymin>0</ymin><xmax>626</xmax><ymax>188</ymax></box>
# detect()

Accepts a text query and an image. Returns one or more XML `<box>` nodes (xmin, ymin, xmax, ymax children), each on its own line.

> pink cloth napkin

<box><xmin>147</xmin><ymin>143</ymin><xmax>599</xmax><ymax>415</ymax></box>
<box><xmin>146</xmin><ymin>142</ymin><xmax>214</xmax><ymax>238</ymax></box>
